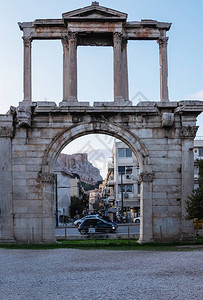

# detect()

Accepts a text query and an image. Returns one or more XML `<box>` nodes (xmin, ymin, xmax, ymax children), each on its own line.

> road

<box><xmin>55</xmin><ymin>223</ymin><xmax>139</xmax><ymax>237</ymax></box>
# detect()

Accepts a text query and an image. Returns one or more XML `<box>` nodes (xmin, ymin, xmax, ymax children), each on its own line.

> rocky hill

<box><xmin>56</xmin><ymin>153</ymin><xmax>103</xmax><ymax>184</ymax></box>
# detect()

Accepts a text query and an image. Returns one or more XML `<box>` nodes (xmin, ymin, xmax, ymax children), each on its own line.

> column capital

<box><xmin>122</xmin><ymin>37</ymin><xmax>128</xmax><ymax>45</ymax></box>
<box><xmin>139</xmin><ymin>172</ymin><xmax>155</xmax><ymax>183</ymax></box>
<box><xmin>180</xmin><ymin>126</ymin><xmax>198</xmax><ymax>139</ymax></box>
<box><xmin>157</xmin><ymin>37</ymin><xmax>168</xmax><ymax>47</ymax></box>
<box><xmin>23</xmin><ymin>36</ymin><xmax>32</xmax><ymax>47</ymax></box>
<box><xmin>39</xmin><ymin>172</ymin><xmax>56</xmax><ymax>184</ymax></box>
<box><xmin>61</xmin><ymin>36</ymin><xmax>69</xmax><ymax>46</ymax></box>
<box><xmin>68</xmin><ymin>32</ymin><xmax>77</xmax><ymax>42</ymax></box>
<box><xmin>113</xmin><ymin>32</ymin><xmax>122</xmax><ymax>42</ymax></box>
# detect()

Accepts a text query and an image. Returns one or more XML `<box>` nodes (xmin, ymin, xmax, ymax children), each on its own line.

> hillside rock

<box><xmin>56</xmin><ymin>153</ymin><xmax>103</xmax><ymax>184</ymax></box>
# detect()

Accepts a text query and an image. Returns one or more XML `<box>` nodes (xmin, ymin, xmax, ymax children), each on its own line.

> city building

<box><xmin>103</xmin><ymin>141</ymin><xmax>140</xmax><ymax>221</ymax></box>
<box><xmin>194</xmin><ymin>139</ymin><xmax>203</xmax><ymax>189</ymax></box>
<box><xmin>113</xmin><ymin>141</ymin><xmax>140</xmax><ymax>220</ymax></box>
<box><xmin>54</xmin><ymin>169</ymin><xmax>80</xmax><ymax>219</ymax></box>
<box><xmin>88</xmin><ymin>189</ymin><xmax>101</xmax><ymax>212</ymax></box>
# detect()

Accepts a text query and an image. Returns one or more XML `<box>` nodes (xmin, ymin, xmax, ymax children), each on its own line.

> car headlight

<box><xmin>112</xmin><ymin>226</ymin><xmax>115</xmax><ymax>229</ymax></box>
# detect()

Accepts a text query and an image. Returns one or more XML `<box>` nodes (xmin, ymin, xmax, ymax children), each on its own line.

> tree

<box><xmin>186</xmin><ymin>160</ymin><xmax>203</xmax><ymax>220</ymax></box>
<box><xmin>70</xmin><ymin>196</ymin><xmax>83</xmax><ymax>218</ymax></box>
<box><xmin>69</xmin><ymin>193</ymin><xmax>89</xmax><ymax>218</ymax></box>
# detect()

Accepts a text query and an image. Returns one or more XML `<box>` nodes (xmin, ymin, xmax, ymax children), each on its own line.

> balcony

<box><xmin>108</xmin><ymin>162</ymin><xmax>114</xmax><ymax>171</ymax></box>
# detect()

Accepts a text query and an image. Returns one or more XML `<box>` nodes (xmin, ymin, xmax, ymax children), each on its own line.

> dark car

<box><xmin>101</xmin><ymin>216</ymin><xmax>117</xmax><ymax>228</ymax></box>
<box><xmin>78</xmin><ymin>218</ymin><xmax>117</xmax><ymax>235</ymax></box>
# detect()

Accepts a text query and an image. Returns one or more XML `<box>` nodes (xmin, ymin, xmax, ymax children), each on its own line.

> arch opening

<box><xmin>40</xmin><ymin>122</ymin><xmax>153</xmax><ymax>243</ymax></box>
<box><xmin>54</xmin><ymin>133</ymin><xmax>142</xmax><ymax>238</ymax></box>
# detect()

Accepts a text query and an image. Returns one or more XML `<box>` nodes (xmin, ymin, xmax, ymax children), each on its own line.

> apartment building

<box><xmin>103</xmin><ymin>141</ymin><xmax>140</xmax><ymax>220</ymax></box>
<box><xmin>194</xmin><ymin>139</ymin><xmax>203</xmax><ymax>189</ymax></box>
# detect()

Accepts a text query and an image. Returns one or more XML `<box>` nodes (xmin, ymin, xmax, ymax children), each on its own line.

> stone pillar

<box><xmin>0</xmin><ymin>117</ymin><xmax>15</xmax><ymax>242</ymax></box>
<box><xmin>138</xmin><ymin>172</ymin><xmax>154</xmax><ymax>243</ymax></box>
<box><xmin>121</xmin><ymin>38</ymin><xmax>129</xmax><ymax>101</ymax></box>
<box><xmin>62</xmin><ymin>37</ymin><xmax>69</xmax><ymax>101</ymax></box>
<box><xmin>40</xmin><ymin>172</ymin><xmax>56</xmax><ymax>243</ymax></box>
<box><xmin>180</xmin><ymin>126</ymin><xmax>198</xmax><ymax>240</ymax></box>
<box><xmin>158</xmin><ymin>37</ymin><xmax>169</xmax><ymax>101</ymax></box>
<box><xmin>23</xmin><ymin>37</ymin><xmax>32</xmax><ymax>102</ymax></box>
<box><xmin>113</xmin><ymin>32</ymin><xmax>124</xmax><ymax>102</ymax></box>
<box><xmin>67</xmin><ymin>33</ymin><xmax>78</xmax><ymax>102</ymax></box>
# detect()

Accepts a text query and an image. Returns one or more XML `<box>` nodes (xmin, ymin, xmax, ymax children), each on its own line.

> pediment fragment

<box><xmin>62</xmin><ymin>3</ymin><xmax>127</xmax><ymax>22</ymax></box>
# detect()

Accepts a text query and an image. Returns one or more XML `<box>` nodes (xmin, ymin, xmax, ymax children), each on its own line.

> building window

<box><xmin>136</xmin><ymin>167</ymin><xmax>140</xmax><ymax>176</ymax></box>
<box><xmin>118</xmin><ymin>166</ymin><xmax>133</xmax><ymax>175</ymax></box>
<box><xmin>118</xmin><ymin>166</ymin><xmax>125</xmax><ymax>174</ymax></box>
<box><xmin>118</xmin><ymin>148</ymin><xmax>132</xmax><ymax>157</ymax></box>
<box><xmin>138</xmin><ymin>183</ymin><xmax>140</xmax><ymax>195</ymax></box>
<box><xmin>118</xmin><ymin>184</ymin><xmax>133</xmax><ymax>193</ymax></box>
<box><xmin>199</xmin><ymin>148</ymin><xmax>203</xmax><ymax>157</ymax></box>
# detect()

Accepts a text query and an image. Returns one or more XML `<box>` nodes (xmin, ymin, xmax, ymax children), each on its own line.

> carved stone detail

<box><xmin>61</xmin><ymin>36</ymin><xmax>69</xmax><ymax>46</ymax></box>
<box><xmin>23</xmin><ymin>36</ymin><xmax>32</xmax><ymax>47</ymax></box>
<box><xmin>113</xmin><ymin>32</ymin><xmax>122</xmax><ymax>42</ymax></box>
<box><xmin>139</xmin><ymin>172</ymin><xmax>154</xmax><ymax>183</ymax></box>
<box><xmin>0</xmin><ymin>127</ymin><xmax>12</xmax><ymax>138</ymax></box>
<box><xmin>180</xmin><ymin>126</ymin><xmax>198</xmax><ymax>138</ymax></box>
<box><xmin>162</xmin><ymin>112</ymin><xmax>174</xmax><ymax>127</ymax></box>
<box><xmin>122</xmin><ymin>37</ymin><xmax>128</xmax><ymax>45</ymax></box>
<box><xmin>17</xmin><ymin>105</ymin><xmax>31</xmax><ymax>127</ymax></box>
<box><xmin>39</xmin><ymin>172</ymin><xmax>56</xmax><ymax>184</ymax></box>
<box><xmin>68</xmin><ymin>32</ymin><xmax>77</xmax><ymax>44</ymax></box>
<box><xmin>157</xmin><ymin>37</ymin><xmax>168</xmax><ymax>47</ymax></box>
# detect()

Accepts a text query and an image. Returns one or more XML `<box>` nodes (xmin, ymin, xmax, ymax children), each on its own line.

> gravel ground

<box><xmin>0</xmin><ymin>249</ymin><xmax>202</xmax><ymax>300</ymax></box>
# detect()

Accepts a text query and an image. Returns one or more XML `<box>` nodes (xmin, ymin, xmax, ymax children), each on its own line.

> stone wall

<box><xmin>0</xmin><ymin>115</ymin><xmax>14</xmax><ymax>242</ymax></box>
<box><xmin>0</xmin><ymin>100</ymin><xmax>203</xmax><ymax>243</ymax></box>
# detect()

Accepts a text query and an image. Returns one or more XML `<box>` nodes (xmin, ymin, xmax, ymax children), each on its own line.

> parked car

<box><xmin>78</xmin><ymin>218</ymin><xmax>117</xmax><ymax>235</ymax></box>
<box><xmin>133</xmin><ymin>217</ymin><xmax>140</xmax><ymax>223</ymax></box>
<box><xmin>101</xmin><ymin>216</ymin><xmax>118</xmax><ymax>228</ymax></box>
<box><xmin>74</xmin><ymin>214</ymin><xmax>99</xmax><ymax>226</ymax></box>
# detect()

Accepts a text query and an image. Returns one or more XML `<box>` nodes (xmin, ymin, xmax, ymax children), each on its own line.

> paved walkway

<box><xmin>0</xmin><ymin>249</ymin><xmax>202</xmax><ymax>300</ymax></box>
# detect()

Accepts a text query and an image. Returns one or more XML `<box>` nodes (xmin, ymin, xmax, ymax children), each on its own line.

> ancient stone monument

<box><xmin>0</xmin><ymin>2</ymin><xmax>203</xmax><ymax>243</ymax></box>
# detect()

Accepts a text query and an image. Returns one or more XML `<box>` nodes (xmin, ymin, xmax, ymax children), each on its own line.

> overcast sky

<box><xmin>0</xmin><ymin>0</ymin><xmax>203</xmax><ymax>176</ymax></box>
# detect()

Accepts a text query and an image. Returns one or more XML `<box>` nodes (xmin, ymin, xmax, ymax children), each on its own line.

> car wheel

<box><xmin>80</xmin><ymin>229</ymin><xmax>86</xmax><ymax>235</ymax></box>
<box><xmin>135</xmin><ymin>219</ymin><xmax>140</xmax><ymax>223</ymax></box>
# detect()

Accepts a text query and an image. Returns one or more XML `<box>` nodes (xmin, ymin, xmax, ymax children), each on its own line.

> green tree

<box><xmin>70</xmin><ymin>196</ymin><xmax>83</xmax><ymax>218</ymax></box>
<box><xmin>70</xmin><ymin>193</ymin><xmax>89</xmax><ymax>218</ymax></box>
<box><xmin>186</xmin><ymin>160</ymin><xmax>203</xmax><ymax>220</ymax></box>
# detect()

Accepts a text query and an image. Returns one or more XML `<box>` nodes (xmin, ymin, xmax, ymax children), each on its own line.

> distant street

<box><xmin>55</xmin><ymin>223</ymin><xmax>139</xmax><ymax>237</ymax></box>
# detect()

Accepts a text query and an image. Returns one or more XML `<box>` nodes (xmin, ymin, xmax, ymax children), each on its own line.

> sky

<box><xmin>0</xmin><ymin>0</ymin><xmax>203</xmax><ymax>176</ymax></box>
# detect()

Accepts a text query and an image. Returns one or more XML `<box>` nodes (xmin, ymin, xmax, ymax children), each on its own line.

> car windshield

<box><xmin>81</xmin><ymin>215</ymin><xmax>97</xmax><ymax>220</ymax></box>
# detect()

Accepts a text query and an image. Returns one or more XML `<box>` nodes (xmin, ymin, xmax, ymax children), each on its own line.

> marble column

<box><xmin>113</xmin><ymin>32</ymin><xmax>124</xmax><ymax>102</ymax></box>
<box><xmin>158</xmin><ymin>37</ymin><xmax>169</xmax><ymax>101</ymax></box>
<box><xmin>121</xmin><ymin>38</ymin><xmax>129</xmax><ymax>101</ymax></box>
<box><xmin>67</xmin><ymin>33</ymin><xmax>78</xmax><ymax>101</ymax></box>
<box><xmin>23</xmin><ymin>37</ymin><xmax>32</xmax><ymax>102</ymax></box>
<box><xmin>62</xmin><ymin>37</ymin><xmax>69</xmax><ymax>101</ymax></box>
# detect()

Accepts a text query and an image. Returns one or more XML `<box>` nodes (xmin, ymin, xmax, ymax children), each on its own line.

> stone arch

<box><xmin>41</xmin><ymin>120</ymin><xmax>153</xmax><ymax>243</ymax></box>
<box><xmin>42</xmin><ymin>121</ymin><xmax>151</xmax><ymax>174</ymax></box>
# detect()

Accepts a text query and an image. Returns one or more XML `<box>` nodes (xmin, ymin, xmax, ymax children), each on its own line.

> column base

<box><xmin>0</xmin><ymin>238</ymin><xmax>16</xmax><ymax>244</ymax></box>
<box><xmin>138</xmin><ymin>237</ymin><xmax>154</xmax><ymax>244</ymax></box>
<box><xmin>59</xmin><ymin>101</ymin><xmax>89</xmax><ymax>107</ymax></box>
<box><xmin>94</xmin><ymin>101</ymin><xmax>132</xmax><ymax>106</ymax></box>
<box><xmin>68</xmin><ymin>96</ymin><xmax>78</xmax><ymax>102</ymax></box>
<box><xmin>114</xmin><ymin>99</ymin><xmax>132</xmax><ymax>106</ymax></box>
<box><xmin>160</xmin><ymin>98</ymin><xmax>170</xmax><ymax>102</ymax></box>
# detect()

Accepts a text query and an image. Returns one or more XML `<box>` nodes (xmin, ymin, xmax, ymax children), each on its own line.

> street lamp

<box><xmin>120</xmin><ymin>170</ymin><xmax>124</xmax><ymax>219</ymax></box>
